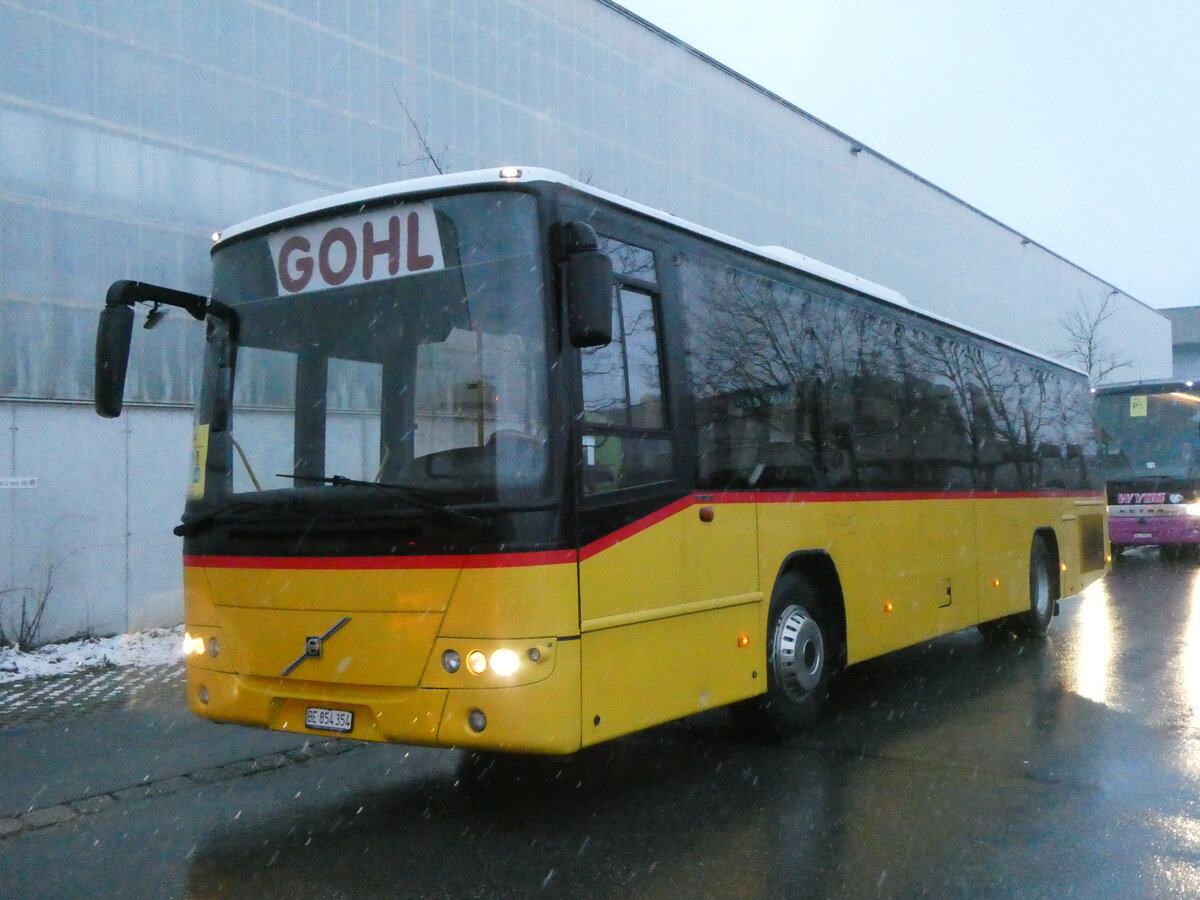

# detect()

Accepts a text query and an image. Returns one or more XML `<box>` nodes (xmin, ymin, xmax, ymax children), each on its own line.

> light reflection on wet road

<box><xmin>5</xmin><ymin>549</ymin><xmax>1200</xmax><ymax>898</ymax></box>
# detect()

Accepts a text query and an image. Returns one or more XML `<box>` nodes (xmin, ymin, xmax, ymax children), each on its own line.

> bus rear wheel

<box><xmin>1014</xmin><ymin>536</ymin><xmax>1057</xmax><ymax>637</ymax></box>
<box><xmin>731</xmin><ymin>573</ymin><xmax>833</xmax><ymax>737</ymax></box>
<box><xmin>977</xmin><ymin>536</ymin><xmax>1058</xmax><ymax>639</ymax></box>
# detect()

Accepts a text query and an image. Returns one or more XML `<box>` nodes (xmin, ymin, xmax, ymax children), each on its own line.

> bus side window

<box><xmin>580</xmin><ymin>283</ymin><xmax>672</xmax><ymax>494</ymax></box>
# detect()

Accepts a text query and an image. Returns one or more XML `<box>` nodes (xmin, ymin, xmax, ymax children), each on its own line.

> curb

<box><xmin>0</xmin><ymin>737</ymin><xmax>365</xmax><ymax>841</ymax></box>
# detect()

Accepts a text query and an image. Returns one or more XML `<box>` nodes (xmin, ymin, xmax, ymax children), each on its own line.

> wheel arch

<box><xmin>773</xmin><ymin>550</ymin><xmax>848</xmax><ymax>669</ymax></box>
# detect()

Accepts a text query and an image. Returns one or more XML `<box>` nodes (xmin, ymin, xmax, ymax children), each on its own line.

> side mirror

<box><xmin>561</xmin><ymin>223</ymin><xmax>613</xmax><ymax>348</ymax></box>
<box><xmin>95</xmin><ymin>304</ymin><xmax>134</xmax><ymax>418</ymax></box>
<box><xmin>93</xmin><ymin>280</ymin><xmax>219</xmax><ymax>419</ymax></box>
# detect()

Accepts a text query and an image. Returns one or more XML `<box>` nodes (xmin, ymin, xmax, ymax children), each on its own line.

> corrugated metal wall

<box><xmin>0</xmin><ymin>0</ymin><xmax>1169</xmax><ymax>640</ymax></box>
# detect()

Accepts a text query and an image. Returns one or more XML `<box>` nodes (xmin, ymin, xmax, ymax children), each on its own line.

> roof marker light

<box><xmin>498</xmin><ymin>167</ymin><xmax>522</xmax><ymax>179</ymax></box>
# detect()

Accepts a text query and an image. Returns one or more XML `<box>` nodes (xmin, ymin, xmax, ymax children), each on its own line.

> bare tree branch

<box><xmin>1058</xmin><ymin>291</ymin><xmax>1131</xmax><ymax>386</ymax></box>
<box><xmin>392</xmin><ymin>84</ymin><xmax>446</xmax><ymax>175</ymax></box>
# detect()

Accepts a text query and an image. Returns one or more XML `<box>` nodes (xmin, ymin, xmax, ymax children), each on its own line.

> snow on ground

<box><xmin>0</xmin><ymin>625</ymin><xmax>184</xmax><ymax>683</ymax></box>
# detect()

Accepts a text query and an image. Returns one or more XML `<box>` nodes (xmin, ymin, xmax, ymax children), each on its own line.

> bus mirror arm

<box><xmin>94</xmin><ymin>280</ymin><xmax>238</xmax><ymax>419</ymax></box>
<box><xmin>558</xmin><ymin>222</ymin><xmax>613</xmax><ymax>349</ymax></box>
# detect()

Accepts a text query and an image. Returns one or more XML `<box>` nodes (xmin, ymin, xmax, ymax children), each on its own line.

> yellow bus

<box><xmin>95</xmin><ymin>167</ymin><xmax>1108</xmax><ymax>752</ymax></box>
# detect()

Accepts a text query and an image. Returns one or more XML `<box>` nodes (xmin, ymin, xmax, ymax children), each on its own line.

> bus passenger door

<box><xmin>575</xmin><ymin>274</ymin><xmax>760</xmax><ymax>746</ymax></box>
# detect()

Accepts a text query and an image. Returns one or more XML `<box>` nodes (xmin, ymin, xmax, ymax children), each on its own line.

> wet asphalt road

<box><xmin>3</xmin><ymin>549</ymin><xmax>1200</xmax><ymax>898</ymax></box>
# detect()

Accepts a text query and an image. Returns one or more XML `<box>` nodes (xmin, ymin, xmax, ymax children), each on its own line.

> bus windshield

<box><xmin>1098</xmin><ymin>388</ymin><xmax>1200</xmax><ymax>479</ymax></box>
<box><xmin>196</xmin><ymin>191</ymin><xmax>549</xmax><ymax>507</ymax></box>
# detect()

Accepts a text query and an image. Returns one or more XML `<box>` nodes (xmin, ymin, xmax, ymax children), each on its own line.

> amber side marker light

<box><xmin>883</xmin><ymin>601</ymin><xmax>894</xmax><ymax>613</ymax></box>
<box><xmin>1060</xmin><ymin>563</ymin><xmax>1068</xmax><ymax>573</ymax></box>
<box><xmin>992</xmin><ymin>578</ymin><xmax>1001</xmax><ymax>588</ymax></box>
<box><xmin>736</xmin><ymin>634</ymin><xmax>750</xmax><ymax>648</ymax></box>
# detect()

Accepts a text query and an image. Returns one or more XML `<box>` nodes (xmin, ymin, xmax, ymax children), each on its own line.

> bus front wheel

<box><xmin>731</xmin><ymin>573</ymin><xmax>833</xmax><ymax>737</ymax></box>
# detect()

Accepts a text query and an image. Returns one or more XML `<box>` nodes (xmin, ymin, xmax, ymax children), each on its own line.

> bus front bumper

<box><xmin>1109</xmin><ymin>513</ymin><xmax>1200</xmax><ymax>546</ymax></box>
<box><xmin>185</xmin><ymin>646</ymin><xmax>583</xmax><ymax>755</ymax></box>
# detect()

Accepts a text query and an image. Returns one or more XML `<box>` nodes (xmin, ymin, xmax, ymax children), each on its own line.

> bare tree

<box><xmin>1058</xmin><ymin>291</ymin><xmax>1131</xmax><ymax>386</ymax></box>
<box><xmin>392</xmin><ymin>85</ymin><xmax>448</xmax><ymax>175</ymax></box>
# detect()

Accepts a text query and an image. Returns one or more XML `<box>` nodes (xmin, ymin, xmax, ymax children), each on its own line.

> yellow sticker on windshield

<box><xmin>1129</xmin><ymin>396</ymin><xmax>1147</xmax><ymax>418</ymax></box>
<box><xmin>189</xmin><ymin>424</ymin><xmax>209</xmax><ymax>499</ymax></box>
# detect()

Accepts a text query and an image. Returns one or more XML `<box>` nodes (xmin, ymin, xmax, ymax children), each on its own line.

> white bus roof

<box><xmin>215</xmin><ymin>166</ymin><xmax>1082</xmax><ymax>375</ymax></box>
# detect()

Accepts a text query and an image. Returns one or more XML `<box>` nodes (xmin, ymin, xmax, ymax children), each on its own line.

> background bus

<box><xmin>1096</xmin><ymin>380</ymin><xmax>1200</xmax><ymax>558</ymax></box>
<box><xmin>95</xmin><ymin>167</ymin><xmax>1109</xmax><ymax>753</ymax></box>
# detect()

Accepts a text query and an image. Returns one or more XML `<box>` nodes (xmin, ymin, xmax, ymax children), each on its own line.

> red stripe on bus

<box><xmin>184</xmin><ymin>489</ymin><xmax>1100</xmax><ymax>570</ymax></box>
<box><xmin>184</xmin><ymin>549</ymin><xmax>577</xmax><ymax>570</ymax></box>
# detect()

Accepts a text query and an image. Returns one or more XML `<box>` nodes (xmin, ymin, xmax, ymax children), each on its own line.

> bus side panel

<box><xmin>578</xmin><ymin>499</ymin><xmax>762</xmax><ymax>743</ymax></box>
<box><xmin>579</xmin><ymin>604</ymin><xmax>763</xmax><ymax>747</ymax></box>
<box><xmin>973</xmin><ymin>497</ymin><xmax>1036</xmax><ymax>624</ymax></box>
<box><xmin>757</xmin><ymin>496</ymin><xmax>979</xmax><ymax>666</ymax></box>
<box><xmin>974</xmin><ymin>496</ymin><xmax>1107</xmax><ymax>623</ymax></box>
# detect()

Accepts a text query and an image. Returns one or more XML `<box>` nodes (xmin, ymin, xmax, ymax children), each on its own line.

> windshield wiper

<box><xmin>275</xmin><ymin>474</ymin><xmax>492</xmax><ymax>533</ymax></box>
<box><xmin>173</xmin><ymin>499</ymin><xmax>298</xmax><ymax>538</ymax></box>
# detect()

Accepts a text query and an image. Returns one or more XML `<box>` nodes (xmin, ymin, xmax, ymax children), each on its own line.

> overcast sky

<box><xmin>617</xmin><ymin>0</ymin><xmax>1200</xmax><ymax>310</ymax></box>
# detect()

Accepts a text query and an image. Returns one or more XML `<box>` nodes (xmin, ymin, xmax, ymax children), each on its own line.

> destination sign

<box><xmin>268</xmin><ymin>204</ymin><xmax>446</xmax><ymax>295</ymax></box>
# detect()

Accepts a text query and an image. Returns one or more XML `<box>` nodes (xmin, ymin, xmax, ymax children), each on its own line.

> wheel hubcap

<box><xmin>773</xmin><ymin>604</ymin><xmax>824</xmax><ymax>701</ymax></box>
<box><xmin>1032</xmin><ymin>561</ymin><xmax>1051</xmax><ymax>618</ymax></box>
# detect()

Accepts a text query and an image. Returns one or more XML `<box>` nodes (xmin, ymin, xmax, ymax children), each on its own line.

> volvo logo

<box><xmin>282</xmin><ymin>616</ymin><xmax>351</xmax><ymax>676</ymax></box>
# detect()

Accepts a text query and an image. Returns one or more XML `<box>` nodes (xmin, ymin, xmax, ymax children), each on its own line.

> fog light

<box><xmin>197</xmin><ymin>685</ymin><xmax>209</xmax><ymax>704</ymax></box>
<box><xmin>207</xmin><ymin>637</ymin><xmax>220</xmax><ymax>658</ymax></box>
<box><xmin>442</xmin><ymin>649</ymin><xmax>461</xmax><ymax>673</ymax></box>
<box><xmin>467</xmin><ymin>650</ymin><xmax>487</xmax><ymax>675</ymax></box>
<box><xmin>468</xmin><ymin>708</ymin><xmax>487</xmax><ymax>732</ymax></box>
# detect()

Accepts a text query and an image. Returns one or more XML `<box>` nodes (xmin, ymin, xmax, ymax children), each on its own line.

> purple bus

<box><xmin>1096</xmin><ymin>380</ymin><xmax>1200</xmax><ymax>558</ymax></box>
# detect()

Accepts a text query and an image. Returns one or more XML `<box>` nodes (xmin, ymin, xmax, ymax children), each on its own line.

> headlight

<box><xmin>182</xmin><ymin>632</ymin><xmax>206</xmax><ymax>656</ymax></box>
<box><xmin>1187</xmin><ymin>503</ymin><xmax>1200</xmax><ymax>517</ymax></box>
<box><xmin>490</xmin><ymin>648</ymin><xmax>521</xmax><ymax>677</ymax></box>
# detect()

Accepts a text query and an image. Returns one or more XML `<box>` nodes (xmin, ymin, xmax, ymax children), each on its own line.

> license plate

<box><xmin>1134</xmin><ymin>533</ymin><xmax>1152</xmax><ymax>539</ymax></box>
<box><xmin>306</xmin><ymin>706</ymin><xmax>353</xmax><ymax>733</ymax></box>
